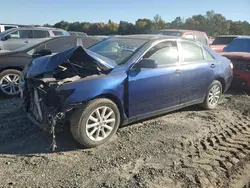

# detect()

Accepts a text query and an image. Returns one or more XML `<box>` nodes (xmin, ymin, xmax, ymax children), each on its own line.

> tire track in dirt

<box><xmin>174</xmin><ymin>108</ymin><xmax>250</xmax><ymax>187</ymax></box>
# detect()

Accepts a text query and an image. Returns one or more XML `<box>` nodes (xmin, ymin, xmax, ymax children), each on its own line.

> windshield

<box><xmin>88</xmin><ymin>38</ymin><xmax>147</xmax><ymax>64</ymax></box>
<box><xmin>212</xmin><ymin>37</ymin><xmax>236</xmax><ymax>45</ymax></box>
<box><xmin>155</xmin><ymin>30</ymin><xmax>182</xmax><ymax>36</ymax></box>
<box><xmin>223</xmin><ymin>38</ymin><xmax>250</xmax><ymax>52</ymax></box>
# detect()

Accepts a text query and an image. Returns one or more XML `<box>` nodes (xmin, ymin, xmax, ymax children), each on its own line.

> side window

<box><xmin>33</xmin><ymin>30</ymin><xmax>49</xmax><ymax>38</ymax></box>
<box><xmin>4</xmin><ymin>26</ymin><xmax>16</xmax><ymax>31</ymax></box>
<box><xmin>181</xmin><ymin>41</ymin><xmax>204</xmax><ymax>62</ymax></box>
<box><xmin>183</xmin><ymin>33</ymin><xmax>195</xmax><ymax>40</ymax></box>
<box><xmin>203</xmin><ymin>48</ymin><xmax>215</xmax><ymax>61</ymax></box>
<box><xmin>45</xmin><ymin>38</ymin><xmax>77</xmax><ymax>53</ymax></box>
<box><xmin>52</xmin><ymin>31</ymin><xmax>64</xmax><ymax>36</ymax></box>
<box><xmin>196</xmin><ymin>33</ymin><xmax>207</xmax><ymax>45</ymax></box>
<box><xmin>9</xmin><ymin>31</ymin><xmax>20</xmax><ymax>38</ymax></box>
<box><xmin>143</xmin><ymin>41</ymin><xmax>179</xmax><ymax>66</ymax></box>
<box><xmin>247</xmin><ymin>64</ymin><xmax>250</xmax><ymax>71</ymax></box>
<box><xmin>19</xmin><ymin>30</ymin><xmax>33</xmax><ymax>38</ymax></box>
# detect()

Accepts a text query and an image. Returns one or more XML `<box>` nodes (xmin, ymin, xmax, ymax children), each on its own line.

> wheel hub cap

<box><xmin>86</xmin><ymin>106</ymin><xmax>116</xmax><ymax>141</ymax></box>
<box><xmin>0</xmin><ymin>74</ymin><xmax>20</xmax><ymax>95</ymax></box>
<box><xmin>208</xmin><ymin>85</ymin><xmax>220</xmax><ymax>106</ymax></box>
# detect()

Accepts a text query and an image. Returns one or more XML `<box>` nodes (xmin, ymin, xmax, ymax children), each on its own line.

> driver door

<box><xmin>128</xmin><ymin>41</ymin><xmax>182</xmax><ymax>118</ymax></box>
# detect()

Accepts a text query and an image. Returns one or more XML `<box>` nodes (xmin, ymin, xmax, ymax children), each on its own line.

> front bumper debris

<box><xmin>22</xmin><ymin>83</ymin><xmax>66</xmax><ymax>151</ymax></box>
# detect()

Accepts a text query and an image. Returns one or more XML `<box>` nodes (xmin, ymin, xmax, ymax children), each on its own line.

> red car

<box><xmin>221</xmin><ymin>37</ymin><xmax>250</xmax><ymax>90</ymax></box>
<box><xmin>211</xmin><ymin>35</ymin><xmax>239</xmax><ymax>53</ymax></box>
<box><xmin>155</xmin><ymin>29</ymin><xmax>209</xmax><ymax>45</ymax></box>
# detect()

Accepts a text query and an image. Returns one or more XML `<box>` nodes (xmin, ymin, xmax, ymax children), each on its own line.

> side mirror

<box><xmin>136</xmin><ymin>59</ymin><xmax>158</xmax><ymax>69</ymax></box>
<box><xmin>32</xmin><ymin>49</ymin><xmax>52</xmax><ymax>59</ymax></box>
<box><xmin>1</xmin><ymin>34</ymin><xmax>11</xmax><ymax>41</ymax></box>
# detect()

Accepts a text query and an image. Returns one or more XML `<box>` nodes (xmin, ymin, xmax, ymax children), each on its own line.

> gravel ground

<box><xmin>0</xmin><ymin>90</ymin><xmax>249</xmax><ymax>188</ymax></box>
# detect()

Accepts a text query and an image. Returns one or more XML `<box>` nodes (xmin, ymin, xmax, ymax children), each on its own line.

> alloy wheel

<box><xmin>0</xmin><ymin>73</ymin><xmax>20</xmax><ymax>95</ymax></box>
<box><xmin>86</xmin><ymin>106</ymin><xmax>116</xmax><ymax>141</ymax></box>
<box><xmin>208</xmin><ymin>85</ymin><xmax>221</xmax><ymax>106</ymax></box>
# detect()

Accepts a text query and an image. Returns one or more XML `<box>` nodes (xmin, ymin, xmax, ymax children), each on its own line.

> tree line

<box><xmin>43</xmin><ymin>11</ymin><xmax>250</xmax><ymax>37</ymax></box>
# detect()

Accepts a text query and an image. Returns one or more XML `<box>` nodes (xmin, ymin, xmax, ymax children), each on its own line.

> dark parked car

<box><xmin>0</xmin><ymin>36</ymin><xmax>101</xmax><ymax>96</ymax></box>
<box><xmin>210</xmin><ymin>35</ymin><xmax>239</xmax><ymax>53</ymax></box>
<box><xmin>154</xmin><ymin>29</ymin><xmax>209</xmax><ymax>45</ymax></box>
<box><xmin>221</xmin><ymin>36</ymin><xmax>250</xmax><ymax>90</ymax></box>
<box><xmin>21</xmin><ymin>35</ymin><xmax>233</xmax><ymax>149</ymax></box>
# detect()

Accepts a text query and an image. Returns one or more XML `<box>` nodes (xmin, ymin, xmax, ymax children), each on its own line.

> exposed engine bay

<box><xmin>21</xmin><ymin>46</ymin><xmax>115</xmax><ymax>150</ymax></box>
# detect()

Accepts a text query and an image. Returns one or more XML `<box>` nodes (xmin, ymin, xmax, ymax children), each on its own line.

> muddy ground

<box><xmin>0</xmin><ymin>90</ymin><xmax>250</xmax><ymax>188</ymax></box>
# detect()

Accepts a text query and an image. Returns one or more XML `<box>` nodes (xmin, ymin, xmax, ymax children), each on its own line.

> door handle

<box><xmin>210</xmin><ymin>64</ymin><xmax>216</xmax><ymax>68</ymax></box>
<box><xmin>24</xmin><ymin>40</ymin><xmax>30</xmax><ymax>43</ymax></box>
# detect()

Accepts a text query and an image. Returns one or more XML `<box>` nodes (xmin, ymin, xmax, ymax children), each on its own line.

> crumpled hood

<box><xmin>26</xmin><ymin>46</ymin><xmax>116</xmax><ymax>78</ymax></box>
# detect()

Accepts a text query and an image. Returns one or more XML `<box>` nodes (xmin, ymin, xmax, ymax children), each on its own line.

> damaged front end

<box><xmin>21</xmin><ymin>46</ymin><xmax>116</xmax><ymax>150</ymax></box>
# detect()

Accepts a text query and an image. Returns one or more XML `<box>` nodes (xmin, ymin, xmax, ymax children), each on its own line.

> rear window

<box><xmin>69</xmin><ymin>32</ymin><xmax>77</xmax><ymax>36</ymax></box>
<box><xmin>45</xmin><ymin>37</ymin><xmax>77</xmax><ymax>53</ymax></box>
<box><xmin>155</xmin><ymin>31</ymin><xmax>182</xmax><ymax>36</ymax></box>
<box><xmin>223</xmin><ymin>38</ymin><xmax>250</xmax><ymax>52</ymax></box>
<box><xmin>77</xmin><ymin>32</ymin><xmax>87</xmax><ymax>37</ymax></box>
<box><xmin>81</xmin><ymin>37</ymin><xmax>102</xmax><ymax>48</ymax></box>
<box><xmin>33</xmin><ymin>30</ymin><xmax>49</xmax><ymax>38</ymax></box>
<box><xmin>52</xmin><ymin>31</ymin><xmax>64</xmax><ymax>36</ymax></box>
<box><xmin>212</xmin><ymin>37</ymin><xmax>236</xmax><ymax>45</ymax></box>
<box><xmin>4</xmin><ymin>26</ymin><xmax>17</xmax><ymax>31</ymax></box>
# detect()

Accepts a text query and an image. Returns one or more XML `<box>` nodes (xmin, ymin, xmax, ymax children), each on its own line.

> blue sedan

<box><xmin>22</xmin><ymin>35</ymin><xmax>233</xmax><ymax>148</ymax></box>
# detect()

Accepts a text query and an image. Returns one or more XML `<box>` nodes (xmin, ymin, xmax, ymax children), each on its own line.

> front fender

<box><xmin>58</xmin><ymin>72</ymin><xmax>127</xmax><ymax>107</ymax></box>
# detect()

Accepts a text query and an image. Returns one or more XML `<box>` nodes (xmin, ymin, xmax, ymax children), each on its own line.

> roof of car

<box><xmin>216</xmin><ymin>35</ymin><xmax>240</xmax><ymax>37</ymax></box>
<box><xmin>237</xmin><ymin>36</ymin><xmax>250</xmax><ymax>39</ymax></box>
<box><xmin>115</xmin><ymin>34</ymin><xmax>179</xmax><ymax>40</ymax></box>
<box><xmin>3</xmin><ymin>27</ymin><xmax>66</xmax><ymax>31</ymax></box>
<box><xmin>157</xmin><ymin>29</ymin><xmax>206</xmax><ymax>33</ymax></box>
<box><xmin>25</xmin><ymin>27</ymin><xmax>65</xmax><ymax>31</ymax></box>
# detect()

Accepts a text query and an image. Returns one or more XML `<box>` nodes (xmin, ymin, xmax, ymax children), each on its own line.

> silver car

<box><xmin>0</xmin><ymin>27</ymin><xmax>69</xmax><ymax>50</ymax></box>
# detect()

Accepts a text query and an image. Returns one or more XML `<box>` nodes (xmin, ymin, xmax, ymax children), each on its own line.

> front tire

<box><xmin>200</xmin><ymin>80</ymin><xmax>222</xmax><ymax>110</ymax></box>
<box><xmin>70</xmin><ymin>98</ymin><xmax>121</xmax><ymax>148</ymax></box>
<box><xmin>0</xmin><ymin>69</ymin><xmax>21</xmax><ymax>97</ymax></box>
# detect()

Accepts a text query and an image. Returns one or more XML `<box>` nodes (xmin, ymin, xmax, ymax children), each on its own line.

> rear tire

<box><xmin>70</xmin><ymin>98</ymin><xmax>120</xmax><ymax>148</ymax></box>
<box><xmin>0</xmin><ymin>69</ymin><xmax>21</xmax><ymax>97</ymax></box>
<box><xmin>200</xmin><ymin>80</ymin><xmax>222</xmax><ymax>110</ymax></box>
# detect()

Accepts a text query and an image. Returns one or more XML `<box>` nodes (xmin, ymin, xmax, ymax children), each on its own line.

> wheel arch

<box><xmin>95</xmin><ymin>93</ymin><xmax>126</xmax><ymax>125</ymax></box>
<box><xmin>215</xmin><ymin>77</ymin><xmax>226</xmax><ymax>93</ymax></box>
<box><xmin>0</xmin><ymin>66</ymin><xmax>23</xmax><ymax>73</ymax></box>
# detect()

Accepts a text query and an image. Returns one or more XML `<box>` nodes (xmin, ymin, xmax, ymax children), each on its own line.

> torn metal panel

<box><xmin>25</xmin><ymin>46</ymin><xmax>116</xmax><ymax>79</ymax></box>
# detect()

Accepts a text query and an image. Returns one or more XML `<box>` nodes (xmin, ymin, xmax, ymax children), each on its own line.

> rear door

<box><xmin>3</xmin><ymin>29</ymin><xmax>33</xmax><ymax>50</ymax></box>
<box><xmin>179</xmin><ymin>40</ymin><xmax>216</xmax><ymax>104</ymax></box>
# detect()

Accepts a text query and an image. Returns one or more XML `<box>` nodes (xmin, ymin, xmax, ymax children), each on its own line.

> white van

<box><xmin>0</xmin><ymin>24</ymin><xmax>18</xmax><ymax>33</ymax></box>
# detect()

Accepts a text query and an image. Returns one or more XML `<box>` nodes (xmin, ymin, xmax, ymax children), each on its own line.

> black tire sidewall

<box><xmin>78</xmin><ymin>99</ymin><xmax>120</xmax><ymax>147</ymax></box>
<box><xmin>0</xmin><ymin>69</ymin><xmax>21</xmax><ymax>97</ymax></box>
